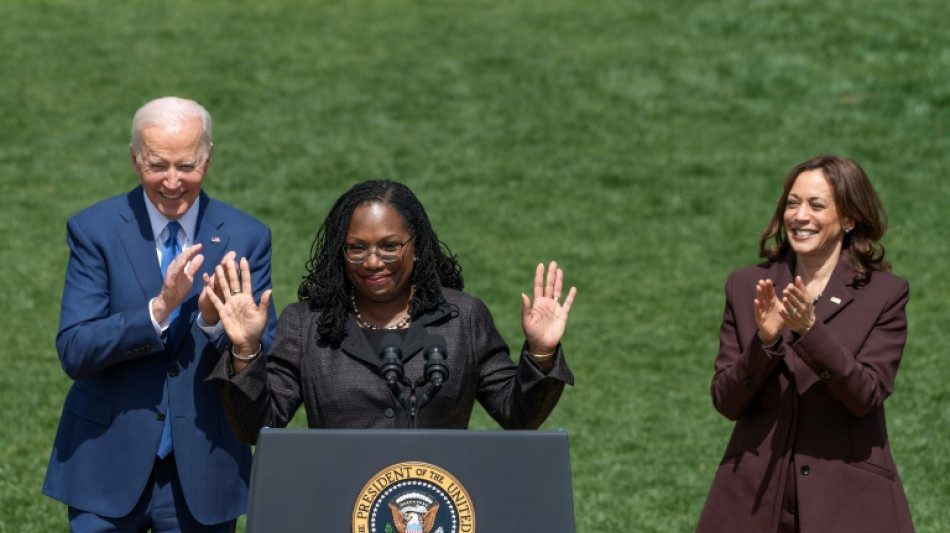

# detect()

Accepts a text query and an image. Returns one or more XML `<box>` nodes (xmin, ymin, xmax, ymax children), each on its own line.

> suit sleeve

<box><xmin>791</xmin><ymin>278</ymin><xmax>909</xmax><ymax>416</ymax></box>
<box><xmin>211</xmin><ymin>302</ymin><xmax>304</xmax><ymax>444</ymax></box>
<box><xmin>471</xmin><ymin>299</ymin><xmax>574</xmax><ymax>429</ymax></box>
<box><xmin>710</xmin><ymin>271</ymin><xmax>787</xmax><ymax>421</ymax></box>
<box><xmin>55</xmin><ymin>217</ymin><xmax>163</xmax><ymax>380</ymax></box>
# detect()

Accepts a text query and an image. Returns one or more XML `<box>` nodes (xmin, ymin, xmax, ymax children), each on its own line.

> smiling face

<box><xmin>783</xmin><ymin>168</ymin><xmax>851</xmax><ymax>264</ymax></box>
<box><xmin>131</xmin><ymin>118</ymin><xmax>211</xmax><ymax>220</ymax></box>
<box><xmin>344</xmin><ymin>202</ymin><xmax>415</xmax><ymax>306</ymax></box>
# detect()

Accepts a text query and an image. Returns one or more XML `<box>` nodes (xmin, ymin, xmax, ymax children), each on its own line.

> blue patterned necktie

<box><xmin>157</xmin><ymin>221</ymin><xmax>181</xmax><ymax>459</ymax></box>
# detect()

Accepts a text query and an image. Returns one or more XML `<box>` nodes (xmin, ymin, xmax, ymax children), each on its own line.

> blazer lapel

<box><xmin>788</xmin><ymin>256</ymin><xmax>856</xmax><ymax>394</ymax></box>
<box><xmin>117</xmin><ymin>188</ymin><xmax>164</xmax><ymax>300</ymax></box>
<box><xmin>340</xmin><ymin>318</ymin><xmax>383</xmax><ymax>368</ymax></box>
<box><xmin>814</xmin><ymin>259</ymin><xmax>855</xmax><ymax>324</ymax></box>
<box><xmin>168</xmin><ymin>193</ymin><xmax>226</xmax><ymax>349</ymax></box>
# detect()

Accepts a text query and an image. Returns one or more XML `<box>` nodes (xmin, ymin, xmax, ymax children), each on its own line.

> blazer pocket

<box><xmin>845</xmin><ymin>456</ymin><xmax>896</xmax><ymax>481</ymax></box>
<box><xmin>64</xmin><ymin>388</ymin><xmax>112</xmax><ymax>427</ymax></box>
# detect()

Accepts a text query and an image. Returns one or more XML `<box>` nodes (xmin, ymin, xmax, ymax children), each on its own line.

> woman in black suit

<box><xmin>206</xmin><ymin>180</ymin><xmax>576</xmax><ymax>441</ymax></box>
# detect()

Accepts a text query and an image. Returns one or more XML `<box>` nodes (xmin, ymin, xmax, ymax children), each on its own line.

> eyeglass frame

<box><xmin>342</xmin><ymin>238</ymin><xmax>414</xmax><ymax>264</ymax></box>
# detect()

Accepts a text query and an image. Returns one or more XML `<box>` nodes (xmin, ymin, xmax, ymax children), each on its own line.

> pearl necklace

<box><xmin>350</xmin><ymin>291</ymin><xmax>411</xmax><ymax>330</ymax></box>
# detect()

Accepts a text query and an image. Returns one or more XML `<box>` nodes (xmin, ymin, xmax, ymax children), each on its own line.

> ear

<box><xmin>130</xmin><ymin>145</ymin><xmax>143</xmax><ymax>178</ymax></box>
<box><xmin>204</xmin><ymin>143</ymin><xmax>214</xmax><ymax>172</ymax></box>
<box><xmin>841</xmin><ymin>217</ymin><xmax>855</xmax><ymax>233</ymax></box>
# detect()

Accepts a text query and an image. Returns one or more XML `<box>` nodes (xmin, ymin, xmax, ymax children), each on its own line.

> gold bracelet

<box><xmin>231</xmin><ymin>344</ymin><xmax>262</xmax><ymax>361</ymax></box>
<box><xmin>528</xmin><ymin>349</ymin><xmax>555</xmax><ymax>361</ymax></box>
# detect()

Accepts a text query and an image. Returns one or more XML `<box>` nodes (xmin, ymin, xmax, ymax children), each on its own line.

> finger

<box><xmin>259</xmin><ymin>289</ymin><xmax>273</xmax><ymax>314</ymax></box>
<box><xmin>215</xmin><ymin>264</ymin><xmax>231</xmax><ymax>301</ymax></box>
<box><xmin>186</xmin><ymin>254</ymin><xmax>205</xmax><ymax>280</ymax></box>
<box><xmin>794</xmin><ymin>276</ymin><xmax>807</xmax><ymax>291</ymax></box>
<box><xmin>559</xmin><ymin>286</ymin><xmax>577</xmax><ymax>314</ymax></box>
<box><xmin>533</xmin><ymin>263</ymin><xmax>544</xmax><ymax>301</ymax></box>
<box><xmin>240</xmin><ymin>257</ymin><xmax>253</xmax><ymax>294</ymax></box>
<box><xmin>545</xmin><ymin>261</ymin><xmax>557</xmax><ymax>297</ymax></box>
<box><xmin>763</xmin><ymin>280</ymin><xmax>777</xmax><ymax>301</ymax></box>
<box><xmin>553</xmin><ymin>267</ymin><xmax>565</xmax><ymax>300</ymax></box>
<box><xmin>174</xmin><ymin>243</ymin><xmax>204</xmax><ymax>269</ymax></box>
<box><xmin>521</xmin><ymin>293</ymin><xmax>531</xmax><ymax>321</ymax></box>
<box><xmin>203</xmin><ymin>283</ymin><xmax>223</xmax><ymax>309</ymax></box>
<box><xmin>219</xmin><ymin>250</ymin><xmax>237</xmax><ymax>266</ymax></box>
<box><xmin>225</xmin><ymin>258</ymin><xmax>241</xmax><ymax>294</ymax></box>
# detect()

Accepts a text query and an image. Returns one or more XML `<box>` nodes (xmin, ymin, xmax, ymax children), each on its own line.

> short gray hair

<box><xmin>130</xmin><ymin>97</ymin><xmax>213</xmax><ymax>161</ymax></box>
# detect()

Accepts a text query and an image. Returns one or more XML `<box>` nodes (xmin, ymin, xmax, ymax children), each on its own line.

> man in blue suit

<box><xmin>43</xmin><ymin>96</ymin><xmax>278</xmax><ymax>532</ymax></box>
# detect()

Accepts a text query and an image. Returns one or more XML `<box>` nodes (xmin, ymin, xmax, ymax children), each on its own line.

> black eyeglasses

<box><xmin>343</xmin><ymin>239</ymin><xmax>412</xmax><ymax>264</ymax></box>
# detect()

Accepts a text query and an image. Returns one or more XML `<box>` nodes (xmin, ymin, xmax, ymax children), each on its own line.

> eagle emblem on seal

<box><xmin>388</xmin><ymin>491</ymin><xmax>440</xmax><ymax>533</ymax></box>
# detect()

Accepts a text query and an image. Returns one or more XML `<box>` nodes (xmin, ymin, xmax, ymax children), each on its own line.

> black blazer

<box><xmin>211</xmin><ymin>288</ymin><xmax>574</xmax><ymax>442</ymax></box>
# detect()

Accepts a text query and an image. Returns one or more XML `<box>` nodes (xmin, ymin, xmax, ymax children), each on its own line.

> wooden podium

<box><xmin>245</xmin><ymin>428</ymin><xmax>575</xmax><ymax>533</ymax></box>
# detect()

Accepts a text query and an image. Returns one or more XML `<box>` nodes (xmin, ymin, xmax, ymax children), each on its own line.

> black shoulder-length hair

<box><xmin>759</xmin><ymin>154</ymin><xmax>890</xmax><ymax>287</ymax></box>
<box><xmin>297</xmin><ymin>180</ymin><xmax>464</xmax><ymax>345</ymax></box>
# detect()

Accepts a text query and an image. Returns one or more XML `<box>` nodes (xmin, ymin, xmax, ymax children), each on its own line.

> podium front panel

<box><xmin>246</xmin><ymin>428</ymin><xmax>575</xmax><ymax>533</ymax></box>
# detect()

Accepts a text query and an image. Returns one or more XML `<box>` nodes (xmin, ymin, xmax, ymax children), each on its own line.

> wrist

<box><xmin>231</xmin><ymin>343</ymin><xmax>262</xmax><ymax>361</ymax></box>
<box><xmin>758</xmin><ymin>332</ymin><xmax>780</xmax><ymax>350</ymax></box>
<box><xmin>527</xmin><ymin>345</ymin><xmax>556</xmax><ymax>360</ymax></box>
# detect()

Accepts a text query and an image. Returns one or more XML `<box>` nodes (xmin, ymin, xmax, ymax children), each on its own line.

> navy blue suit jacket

<box><xmin>43</xmin><ymin>186</ymin><xmax>277</xmax><ymax>525</ymax></box>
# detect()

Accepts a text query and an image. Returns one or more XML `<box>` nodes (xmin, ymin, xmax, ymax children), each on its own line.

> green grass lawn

<box><xmin>2</xmin><ymin>1</ymin><xmax>948</xmax><ymax>531</ymax></box>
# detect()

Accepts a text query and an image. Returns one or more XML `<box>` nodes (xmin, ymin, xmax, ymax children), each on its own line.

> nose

<box><xmin>163</xmin><ymin>168</ymin><xmax>181</xmax><ymax>189</ymax></box>
<box><xmin>792</xmin><ymin>203</ymin><xmax>810</xmax><ymax>221</ymax></box>
<box><xmin>362</xmin><ymin>249</ymin><xmax>386</xmax><ymax>269</ymax></box>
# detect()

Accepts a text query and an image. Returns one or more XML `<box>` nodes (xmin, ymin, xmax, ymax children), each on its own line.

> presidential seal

<box><xmin>352</xmin><ymin>461</ymin><xmax>475</xmax><ymax>533</ymax></box>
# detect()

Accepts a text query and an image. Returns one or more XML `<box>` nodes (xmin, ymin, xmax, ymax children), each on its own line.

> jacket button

<box><xmin>384</xmin><ymin>408</ymin><xmax>395</xmax><ymax>418</ymax></box>
<box><xmin>800</xmin><ymin>465</ymin><xmax>810</xmax><ymax>475</ymax></box>
<box><xmin>818</xmin><ymin>370</ymin><xmax>832</xmax><ymax>380</ymax></box>
<box><xmin>743</xmin><ymin>378</ymin><xmax>755</xmax><ymax>389</ymax></box>
<box><xmin>168</xmin><ymin>366</ymin><xmax>179</xmax><ymax>377</ymax></box>
<box><xmin>157</xmin><ymin>412</ymin><xmax>166</xmax><ymax>421</ymax></box>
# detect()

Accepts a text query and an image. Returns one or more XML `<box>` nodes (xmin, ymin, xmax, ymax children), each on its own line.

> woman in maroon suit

<box><xmin>697</xmin><ymin>155</ymin><xmax>914</xmax><ymax>532</ymax></box>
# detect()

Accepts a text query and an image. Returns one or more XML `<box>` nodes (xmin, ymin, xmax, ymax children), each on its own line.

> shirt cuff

<box><xmin>148</xmin><ymin>297</ymin><xmax>168</xmax><ymax>337</ymax></box>
<box><xmin>197</xmin><ymin>314</ymin><xmax>225</xmax><ymax>339</ymax></box>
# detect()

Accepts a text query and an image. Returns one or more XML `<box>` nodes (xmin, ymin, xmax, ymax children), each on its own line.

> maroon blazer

<box><xmin>697</xmin><ymin>254</ymin><xmax>914</xmax><ymax>532</ymax></box>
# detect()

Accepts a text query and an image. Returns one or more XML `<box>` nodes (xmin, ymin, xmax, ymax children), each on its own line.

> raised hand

<box><xmin>753</xmin><ymin>278</ymin><xmax>784</xmax><ymax>346</ymax></box>
<box><xmin>198</xmin><ymin>250</ymin><xmax>238</xmax><ymax>325</ymax></box>
<box><xmin>521</xmin><ymin>261</ymin><xmax>577</xmax><ymax>357</ymax></box>
<box><xmin>152</xmin><ymin>243</ymin><xmax>205</xmax><ymax>324</ymax></box>
<box><xmin>203</xmin><ymin>256</ymin><xmax>272</xmax><ymax>356</ymax></box>
<box><xmin>780</xmin><ymin>276</ymin><xmax>817</xmax><ymax>334</ymax></box>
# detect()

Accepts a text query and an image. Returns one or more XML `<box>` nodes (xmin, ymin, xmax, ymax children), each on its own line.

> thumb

<box><xmin>260</xmin><ymin>289</ymin><xmax>273</xmax><ymax>313</ymax></box>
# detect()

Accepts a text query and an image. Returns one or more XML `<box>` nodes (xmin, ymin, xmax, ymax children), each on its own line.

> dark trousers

<box><xmin>68</xmin><ymin>454</ymin><xmax>236</xmax><ymax>533</ymax></box>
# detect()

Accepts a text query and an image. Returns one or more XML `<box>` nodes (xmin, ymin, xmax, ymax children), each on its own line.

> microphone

<box><xmin>423</xmin><ymin>335</ymin><xmax>449</xmax><ymax>390</ymax></box>
<box><xmin>378</xmin><ymin>334</ymin><xmax>404</xmax><ymax>387</ymax></box>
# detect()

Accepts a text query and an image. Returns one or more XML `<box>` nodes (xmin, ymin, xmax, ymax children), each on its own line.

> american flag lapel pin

<box><xmin>211</xmin><ymin>237</ymin><xmax>221</xmax><ymax>243</ymax></box>
<box><xmin>830</xmin><ymin>296</ymin><xmax>841</xmax><ymax>305</ymax></box>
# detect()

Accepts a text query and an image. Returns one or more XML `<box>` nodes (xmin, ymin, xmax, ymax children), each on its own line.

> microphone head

<box><xmin>423</xmin><ymin>335</ymin><xmax>447</xmax><ymax>361</ymax></box>
<box><xmin>379</xmin><ymin>333</ymin><xmax>404</xmax><ymax>383</ymax></box>
<box><xmin>379</xmin><ymin>333</ymin><xmax>403</xmax><ymax>359</ymax></box>
<box><xmin>423</xmin><ymin>334</ymin><xmax>449</xmax><ymax>387</ymax></box>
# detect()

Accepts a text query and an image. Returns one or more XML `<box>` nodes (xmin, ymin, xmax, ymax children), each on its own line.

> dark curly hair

<box><xmin>759</xmin><ymin>154</ymin><xmax>890</xmax><ymax>287</ymax></box>
<box><xmin>298</xmin><ymin>180</ymin><xmax>464</xmax><ymax>345</ymax></box>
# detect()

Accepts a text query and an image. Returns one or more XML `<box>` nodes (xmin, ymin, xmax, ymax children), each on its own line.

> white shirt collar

<box><xmin>142</xmin><ymin>190</ymin><xmax>199</xmax><ymax>245</ymax></box>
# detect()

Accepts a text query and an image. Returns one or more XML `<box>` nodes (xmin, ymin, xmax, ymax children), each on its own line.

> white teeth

<box><xmin>162</xmin><ymin>192</ymin><xmax>183</xmax><ymax>200</ymax></box>
<box><xmin>794</xmin><ymin>229</ymin><xmax>815</xmax><ymax>236</ymax></box>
